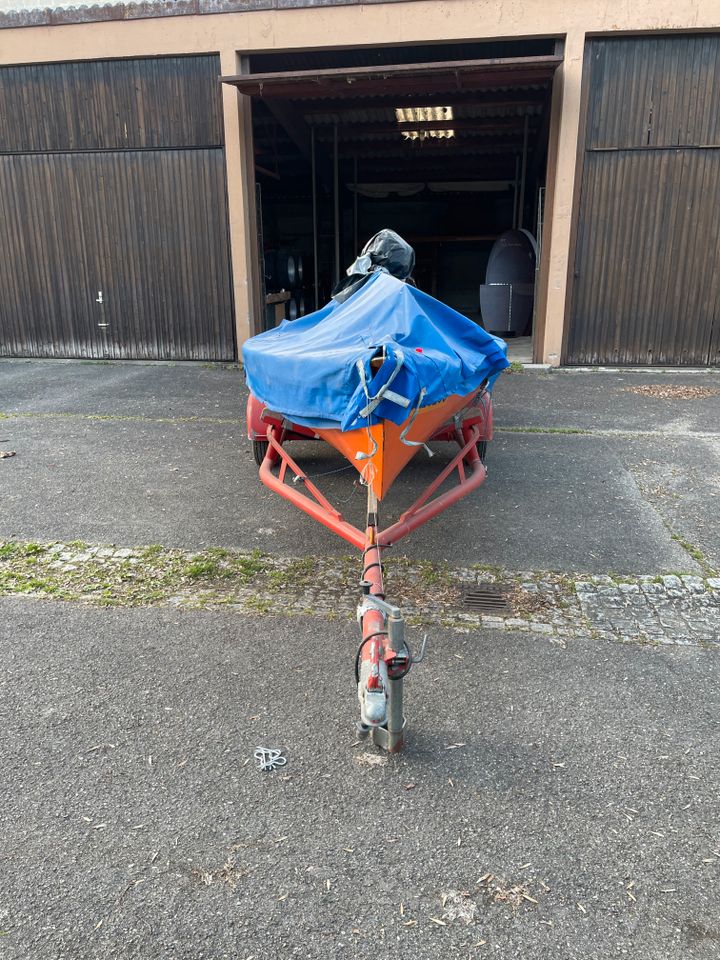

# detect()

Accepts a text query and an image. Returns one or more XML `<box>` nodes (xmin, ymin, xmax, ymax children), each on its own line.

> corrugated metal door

<box><xmin>566</xmin><ymin>36</ymin><xmax>720</xmax><ymax>366</ymax></box>
<box><xmin>0</xmin><ymin>56</ymin><xmax>234</xmax><ymax>360</ymax></box>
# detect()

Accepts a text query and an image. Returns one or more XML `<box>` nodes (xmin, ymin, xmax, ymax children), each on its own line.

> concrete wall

<box><xmin>1</xmin><ymin>1</ymin><xmax>719</xmax><ymax>363</ymax></box>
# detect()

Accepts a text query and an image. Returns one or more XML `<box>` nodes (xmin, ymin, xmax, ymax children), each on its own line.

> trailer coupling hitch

<box><xmin>356</xmin><ymin>592</ymin><xmax>428</xmax><ymax>732</ymax></box>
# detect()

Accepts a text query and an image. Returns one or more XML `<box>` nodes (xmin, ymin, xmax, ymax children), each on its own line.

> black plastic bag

<box><xmin>332</xmin><ymin>229</ymin><xmax>416</xmax><ymax>303</ymax></box>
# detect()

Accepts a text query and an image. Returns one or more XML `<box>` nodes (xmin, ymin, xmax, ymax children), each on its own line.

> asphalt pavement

<box><xmin>1</xmin><ymin>600</ymin><xmax>718</xmax><ymax>960</ymax></box>
<box><xmin>2</xmin><ymin>361</ymin><xmax>719</xmax><ymax>573</ymax></box>
<box><xmin>1</xmin><ymin>360</ymin><xmax>719</xmax><ymax>959</ymax></box>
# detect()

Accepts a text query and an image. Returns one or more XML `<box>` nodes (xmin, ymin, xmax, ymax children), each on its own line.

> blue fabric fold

<box><xmin>244</xmin><ymin>272</ymin><xmax>508</xmax><ymax>431</ymax></box>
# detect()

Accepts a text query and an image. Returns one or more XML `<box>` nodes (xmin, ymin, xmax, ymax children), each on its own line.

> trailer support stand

<box><xmin>372</xmin><ymin>678</ymin><xmax>406</xmax><ymax>752</ymax></box>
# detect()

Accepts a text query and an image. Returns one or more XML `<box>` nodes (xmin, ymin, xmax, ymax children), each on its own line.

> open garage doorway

<box><xmin>223</xmin><ymin>41</ymin><xmax>561</xmax><ymax>360</ymax></box>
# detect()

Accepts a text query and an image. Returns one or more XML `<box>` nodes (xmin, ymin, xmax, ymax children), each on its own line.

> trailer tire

<box><xmin>252</xmin><ymin>439</ymin><xmax>269</xmax><ymax>466</ymax></box>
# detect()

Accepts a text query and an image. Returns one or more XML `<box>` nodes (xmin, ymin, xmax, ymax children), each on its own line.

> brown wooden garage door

<box><xmin>0</xmin><ymin>56</ymin><xmax>235</xmax><ymax>360</ymax></box>
<box><xmin>566</xmin><ymin>36</ymin><xmax>720</xmax><ymax>366</ymax></box>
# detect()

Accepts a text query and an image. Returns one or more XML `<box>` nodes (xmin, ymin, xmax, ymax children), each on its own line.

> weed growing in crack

<box><xmin>184</xmin><ymin>559</ymin><xmax>220</xmax><ymax>579</ymax></box>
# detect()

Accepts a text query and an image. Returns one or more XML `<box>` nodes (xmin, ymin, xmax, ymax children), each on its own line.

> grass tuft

<box><xmin>670</xmin><ymin>533</ymin><xmax>711</xmax><ymax>570</ymax></box>
<box><xmin>184</xmin><ymin>559</ymin><xmax>220</xmax><ymax>579</ymax></box>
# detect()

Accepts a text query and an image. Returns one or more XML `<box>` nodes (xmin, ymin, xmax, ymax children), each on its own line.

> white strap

<box><xmin>357</xmin><ymin>349</ymin><xmax>407</xmax><ymax>417</ymax></box>
<box><xmin>383</xmin><ymin>389</ymin><xmax>411</xmax><ymax>409</ymax></box>
<box><xmin>355</xmin><ymin>348</ymin><xmax>408</xmax><ymax>462</ymax></box>
<box><xmin>399</xmin><ymin>387</ymin><xmax>434</xmax><ymax>457</ymax></box>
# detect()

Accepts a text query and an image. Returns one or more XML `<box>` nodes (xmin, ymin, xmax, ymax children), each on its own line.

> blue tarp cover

<box><xmin>244</xmin><ymin>272</ymin><xmax>509</xmax><ymax>431</ymax></box>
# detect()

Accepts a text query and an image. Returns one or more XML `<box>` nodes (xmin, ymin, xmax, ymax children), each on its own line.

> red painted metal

<box><xmin>378</xmin><ymin>428</ymin><xmax>486</xmax><ymax>546</ymax></box>
<box><xmin>359</xmin><ymin>525</ymin><xmax>409</xmax><ymax>751</ymax></box>
<box><xmin>359</xmin><ymin>532</ymin><xmax>405</xmax><ymax>666</ymax></box>
<box><xmin>247</xmin><ymin>395</ymin><xmax>318</xmax><ymax>442</ymax></box>
<box><xmin>360</xmin><ymin>529</ymin><xmax>387</xmax><ymax>682</ymax></box>
<box><xmin>258</xmin><ymin>421</ymin><xmax>486</xmax><ymax>549</ymax></box>
<box><xmin>259</xmin><ymin>426</ymin><xmax>366</xmax><ymax>550</ymax></box>
<box><xmin>426</xmin><ymin>389</ymin><xmax>493</xmax><ymax>442</ymax></box>
<box><xmin>246</xmin><ymin>394</ymin><xmax>271</xmax><ymax>439</ymax></box>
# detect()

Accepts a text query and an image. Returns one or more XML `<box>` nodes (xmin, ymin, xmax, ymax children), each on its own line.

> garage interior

<box><xmin>225</xmin><ymin>41</ymin><xmax>561</xmax><ymax>357</ymax></box>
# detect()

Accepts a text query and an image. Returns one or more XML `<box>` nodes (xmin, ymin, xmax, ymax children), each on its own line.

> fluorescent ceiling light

<box><xmin>395</xmin><ymin>105</ymin><xmax>455</xmax><ymax>140</ymax></box>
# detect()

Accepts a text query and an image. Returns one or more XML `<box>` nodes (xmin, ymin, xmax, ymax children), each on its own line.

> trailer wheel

<box><xmin>253</xmin><ymin>440</ymin><xmax>269</xmax><ymax>466</ymax></box>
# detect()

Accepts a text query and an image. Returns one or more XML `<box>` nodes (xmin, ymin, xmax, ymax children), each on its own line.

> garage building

<box><xmin>0</xmin><ymin>1</ymin><xmax>718</xmax><ymax>366</ymax></box>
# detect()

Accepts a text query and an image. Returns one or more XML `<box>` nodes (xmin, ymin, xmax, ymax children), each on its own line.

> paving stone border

<box><xmin>574</xmin><ymin>575</ymin><xmax>720</xmax><ymax>645</ymax></box>
<box><xmin>1</xmin><ymin>540</ymin><xmax>718</xmax><ymax>648</ymax></box>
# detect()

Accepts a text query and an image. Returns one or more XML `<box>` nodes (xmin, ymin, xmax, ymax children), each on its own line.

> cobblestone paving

<box><xmin>574</xmin><ymin>575</ymin><xmax>720</xmax><ymax>645</ymax></box>
<box><xmin>2</xmin><ymin>539</ymin><xmax>719</xmax><ymax>649</ymax></box>
<box><xmin>438</xmin><ymin>573</ymin><xmax>720</xmax><ymax>647</ymax></box>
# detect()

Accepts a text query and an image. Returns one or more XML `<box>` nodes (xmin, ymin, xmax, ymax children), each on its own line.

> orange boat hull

<box><xmin>316</xmin><ymin>390</ymin><xmax>477</xmax><ymax>500</ymax></box>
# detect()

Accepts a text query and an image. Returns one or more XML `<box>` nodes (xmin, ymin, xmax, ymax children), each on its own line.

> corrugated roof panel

<box><xmin>223</xmin><ymin>58</ymin><xmax>561</xmax><ymax>101</ymax></box>
<box><xmin>303</xmin><ymin>100</ymin><xmax>544</xmax><ymax>128</ymax></box>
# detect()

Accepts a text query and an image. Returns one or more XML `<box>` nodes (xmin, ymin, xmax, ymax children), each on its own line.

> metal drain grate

<box><xmin>461</xmin><ymin>583</ymin><xmax>510</xmax><ymax>614</ymax></box>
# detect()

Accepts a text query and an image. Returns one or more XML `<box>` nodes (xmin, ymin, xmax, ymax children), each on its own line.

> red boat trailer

<box><xmin>248</xmin><ymin>388</ymin><xmax>494</xmax><ymax>752</ymax></box>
